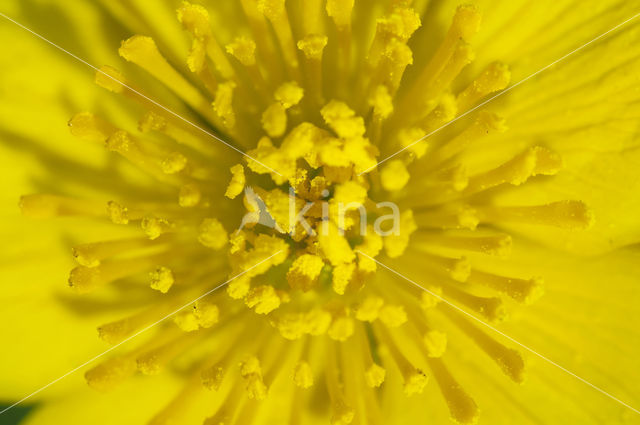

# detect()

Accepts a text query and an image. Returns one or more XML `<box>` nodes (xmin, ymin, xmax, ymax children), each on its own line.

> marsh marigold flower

<box><xmin>1</xmin><ymin>1</ymin><xmax>640</xmax><ymax>425</ymax></box>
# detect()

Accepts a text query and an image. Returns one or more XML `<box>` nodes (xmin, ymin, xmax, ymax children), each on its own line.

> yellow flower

<box><xmin>1</xmin><ymin>1</ymin><xmax>640</xmax><ymax>425</ymax></box>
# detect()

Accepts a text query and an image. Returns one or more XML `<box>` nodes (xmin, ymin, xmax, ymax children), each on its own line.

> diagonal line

<box><xmin>361</xmin><ymin>10</ymin><xmax>640</xmax><ymax>175</ymax></box>
<box><xmin>356</xmin><ymin>250</ymin><xmax>640</xmax><ymax>416</ymax></box>
<box><xmin>0</xmin><ymin>11</ymin><xmax>283</xmax><ymax>177</ymax></box>
<box><xmin>0</xmin><ymin>250</ymin><xmax>283</xmax><ymax>416</ymax></box>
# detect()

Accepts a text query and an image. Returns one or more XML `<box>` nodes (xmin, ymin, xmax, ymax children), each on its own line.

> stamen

<box><xmin>106</xmin><ymin>131</ymin><xmax>184</xmax><ymax>186</ymax></box>
<box><xmin>420</xmin><ymin>93</ymin><xmax>458</xmax><ymax>136</ymax></box>
<box><xmin>203</xmin><ymin>381</ymin><xmax>245</xmax><ymax>424</ymax></box>
<box><xmin>142</xmin><ymin>216</ymin><xmax>173</xmax><ymax>240</ymax></box>
<box><xmin>326</xmin><ymin>0</ymin><xmax>355</xmax><ymax>94</ymax></box>
<box><xmin>378</xmin><ymin>304</ymin><xmax>408</xmax><ymax>328</ymax></box>
<box><xmin>226</xmin><ymin>36</ymin><xmax>269</xmax><ymax>99</ymax></box>
<box><xmin>178</xmin><ymin>183</ymin><xmax>202</xmax><ymax>207</ymax></box>
<box><xmin>299</xmin><ymin>0</ymin><xmax>324</xmax><ymax>35</ymax></box>
<box><xmin>174</xmin><ymin>299</ymin><xmax>211</xmax><ymax>331</ymax></box>
<box><xmin>239</xmin><ymin>0</ymin><xmax>283</xmax><ymax>84</ymax></box>
<box><xmin>382</xmin><ymin>209</ymin><xmax>418</xmax><ymax>258</ymax></box>
<box><xmin>177</xmin><ymin>2</ymin><xmax>235</xmax><ymax>80</ymax></box>
<box><xmin>420</xmin><ymin>40</ymin><xmax>475</xmax><ymax>109</ymax></box>
<box><xmin>464</xmin><ymin>146</ymin><xmax>562</xmax><ymax>196</ymax></box>
<box><xmin>194</xmin><ymin>296</ymin><xmax>220</xmax><ymax>328</ymax></box>
<box><xmin>298</xmin><ymin>34</ymin><xmax>328</xmax><ymax>106</ymax></box>
<box><xmin>332</xmin><ymin>262</ymin><xmax>356</xmax><ymax>295</ymax></box>
<box><xmin>445</xmin><ymin>306</ymin><xmax>526</xmax><ymax>383</ymax></box>
<box><xmin>258</xmin><ymin>0</ymin><xmax>300</xmax><ymax>81</ymax></box>
<box><xmin>394</xmin><ymin>5</ymin><xmax>481</xmax><ymax>121</ymax></box>
<box><xmin>73</xmin><ymin>237</ymin><xmax>161</xmax><ymax>268</ymax></box>
<box><xmin>262</xmin><ymin>103</ymin><xmax>288</xmax><ymax>138</ymax></box>
<box><xmin>421</xmin><ymin>111</ymin><xmax>506</xmax><ymax>169</ymax></box>
<box><xmin>227</xmin><ymin>274</ymin><xmax>251</xmax><ymax>300</ymax></box>
<box><xmin>367</xmin><ymin>6</ymin><xmax>421</xmax><ymax>70</ymax></box>
<box><xmin>427</xmin><ymin>357</ymin><xmax>479</xmax><ymax>424</ymax></box>
<box><xmin>201</xmin><ymin>346</ymin><xmax>238</xmax><ymax>391</ymax></box>
<box><xmin>356</xmin><ymin>327</ymin><xmax>385</xmax><ymax>388</ymax></box>
<box><xmin>339</xmin><ymin>342</ymin><xmax>371</xmax><ymax>425</ymax></box>
<box><xmin>420</xmin><ymin>285</ymin><xmax>444</xmax><ymax>310</ymax></box>
<box><xmin>457</xmin><ymin>62</ymin><xmax>511</xmax><ymax>112</ymax></box>
<box><xmin>361</xmin><ymin>381</ymin><xmax>384</xmax><ymax>425</ymax></box>
<box><xmin>200</xmin><ymin>364</ymin><xmax>225</xmax><ymax>391</ymax></box>
<box><xmin>226</xmin><ymin>36</ymin><xmax>257</xmax><ymax>67</ymax></box>
<box><xmin>476</xmin><ymin>200</ymin><xmax>595</xmax><ymax>229</ymax></box>
<box><xmin>159</xmin><ymin>153</ymin><xmax>187</xmax><ymax>176</ymax></box>
<box><xmin>326</xmin><ymin>344</ymin><xmax>355</xmax><ymax>425</ymax></box>
<box><xmin>225</xmin><ymin>164</ymin><xmax>246</xmax><ymax>199</ymax></box>
<box><xmin>326</xmin><ymin>0</ymin><xmax>355</xmax><ymax>31</ymax></box>
<box><xmin>107</xmin><ymin>201</ymin><xmax>132</xmax><ymax>225</ymax></box>
<box><xmin>388</xmin><ymin>127</ymin><xmax>429</xmax><ymax>160</ymax></box>
<box><xmin>69</xmin><ymin>254</ymin><xmax>168</xmax><ymax>294</ymax></box>
<box><xmin>328</xmin><ymin>309</ymin><xmax>355</xmax><ymax>342</ymax></box>
<box><xmin>413</xmin><ymin>232</ymin><xmax>512</xmax><ymax>257</ymax></box>
<box><xmin>150</xmin><ymin>266</ymin><xmax>174</xmax><ymax>293</ymax></box>
<box><xmin>94</xmin><ymin>65</ymin><xmax>126</xmax><ymax>93</ymax></box>
<box><xmin>375</xmin><ymin>325</ymin><xmax>428</xmax><ymax>396</ymax></box>
<box><xmin>441</xmin><ymin>284</ymin><xmax>507</xmax><ymax>323</ymax></box>
<box><xmin>198</xmin><ymin>218</ymin><xmax>229</xmax><ymax>249</ymax></box>
<box><xmin>213</xmin><ymin>81</ymin><xmax>237</xmax><ymax>131</ymax></box>
<box><xmin>365</xmin><ymin>363</ymin><xmax>386</xmax><ymax>389</ymax></box>
<box><xmin>97</xmin><ymin>303</ymin><xmax>170</xmax><ymax>345</ymax></box>
<box><xmin>355</xmin><ymin>295</ymin><xmax>384</xmax><ymax>322</ymax></box>
<box><xmin>245</xmin><ymin>284</ymin><xmax>281</xmax><ymax>314</ymax></box>
<box><xmin>138</xmin><ymin>111</ymin><xmax>220</xmax><ymax>156</ymax></box>
<box><xmin>96</xmin><ymin>66</ymin><xmax>221</xmax><ymax>141</ymax></box>
<box><xmin>380</xmin><ymin>39</ymin><xmax>414</xmax><ymax>94</ymax></box>
<box><xmin>321</xmin><ymin>100</ymin><xmax>366</xmax><ymax>140</ymax></box>
<box><xmin>318</xmin><ymin>222</ymin><xmax>356</xmax><ymax>266</ymax></box>
<box><xmin>423</xmin><ymin>329</ymin><xmax>448</xmax><ymax>358</ymax></box>
<box><xmin>380</xmin><ymin>159</ymin><xmax>410</xmax><ymax>191</ymax></box>
<box><xmin>19</xmin><ymin>194</ymin><xmax>106</xmax><ymax>218</ymax></box>
<box><xmin>406</xmin><ymin>167</ymin><xmax>468</xmax><ymax>207</ymax></box>
<box><xmin>275</xmin><ymin>81</ymin><xmax>304</xmax><ymax>109</ymax></box>
<box><xmin>119</xmin><ymin>35</ymin><xmax>219</xmax><ymax>124</ymax></box>
<box><xmin>429</xmin><ymin>4</ymin><xmax>481</xmax><ymax>64</ymax></box>
<box><xmin>294</xmin><ymin>360</ymin><xmax>314</xmax><ymax>389</ymax></box>
<box><xmin>368</xmin><ymin>85</ymin><xmax>394</xmax><ymax>142</ymax></box>
<box><xmin>287</xmin><ymin>254</ymin><xmax>325</xmax><ymax>291</ymax></box>
<box><xmin>68</xmin><ymin>112</ymin><xmax>116</xmax><ymax>143</ymax></box>
<box><xmin>386</xmin><ymin>282</ymin><xmax>450</xmax><ymax>360</ymax></box>
<box><xmin>239</xmin><ymin>355</ymin><xmax>268</xmax><ymax>400</ymax></box>
<box><xmin>292</xmin><ymin>309</ymin><xmax>330</xmax><ymax>342</ymax></box>
<box><xmin>424</xmin><ymin>253</ymin><xmax>471</xmax><ymax>282</ymax></box>
<box><xmin>200</xmin><ymin>323</ymin><xmax>259</xmax><ymax>391</ymax></box>
<box><xmin>468</xmin><ymin>270</ymin><xmax>544</xmax><ymax>304</ymax></box>
<box><xmin>414</xmin><ymin>205</ymin><xmax>479</xmax><ymax>230</ymax></box>
<box><xmin>185</xmin><ymin>37</ymin><xmax>219</xmax><ymax>97</ymax></box>
<box><xmin>85</xmin><ymin>353</ymin><xmax>137</xmax><ymax>391</ymax></box>
<box><xmin>137</xmin><ymin>332</ymin><xmax>199</xmax><ymax>375</ymax></box>
<box><xmin>356</xmin><ymin>229</ymin><xmax>384</xmax><ymax>272</ymax></box>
